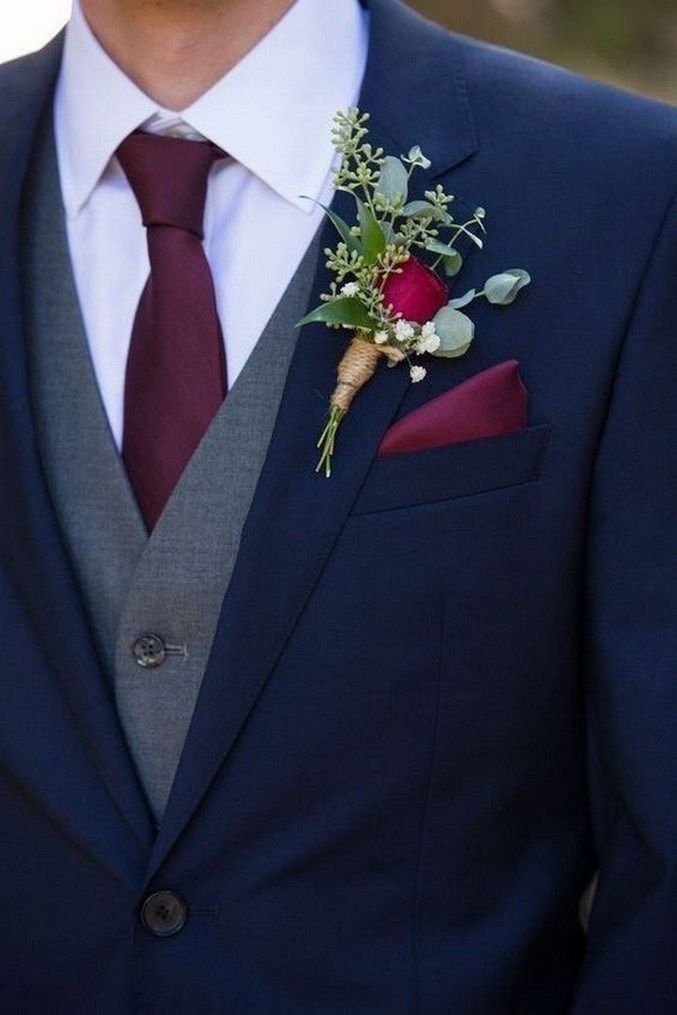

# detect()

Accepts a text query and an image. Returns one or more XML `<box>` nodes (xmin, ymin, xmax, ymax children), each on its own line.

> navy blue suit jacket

<box><xmin>1</xmin><ymin>0</ymin><xmax>675</xmax><ymax>1010</ymax></box>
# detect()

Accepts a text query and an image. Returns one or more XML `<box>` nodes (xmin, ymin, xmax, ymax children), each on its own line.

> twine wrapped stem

<box><xmin>317</xmin><ymin>330</ymin><xmax>405</xmax><ymax>476</ymax></box>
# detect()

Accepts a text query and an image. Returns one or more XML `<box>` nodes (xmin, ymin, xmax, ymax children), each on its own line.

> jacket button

<box><xmin>140</xmin><ymin>890</ymin><xmax>188</xmax><ymax>937</ymax></box>
<box><xmin>132</xmin><ymin>633</ymin><xmax>166</xmax><ymax>668</ymax></box>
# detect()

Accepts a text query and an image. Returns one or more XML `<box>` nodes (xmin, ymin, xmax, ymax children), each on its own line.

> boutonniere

<box><xmin>298</xmin><ymin>107</ymin><xmax>531</xmax><ymax>476</ymax></box>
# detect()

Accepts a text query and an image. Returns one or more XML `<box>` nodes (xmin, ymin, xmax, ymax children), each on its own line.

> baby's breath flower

<box><xmin>410</xmin><ymin>365</ymin><xmax>427</xmax><ymax>383</ymax></box>
<box><xmin>418</xmin><ymin>322</ymin><xmax>441</xmax><ymax>352</ymax></box>
<box><xmin>340</xmin><ymin>282</ymin><xmax>360</xmax><ymax>297</ymax></box>
<box><xmin>420</xmin><ymin>330</ymin><xmax>441</xmax><ymax>353</ymax></box>
<box><xmin>395</xmin><ymin>319</ymin><xmax>415</xmax><ymax>343</ymax></box>
<box><xmin>374</xmin><ymin>330</ymin><xmax>390</xmax><ymax>345</ymax></box>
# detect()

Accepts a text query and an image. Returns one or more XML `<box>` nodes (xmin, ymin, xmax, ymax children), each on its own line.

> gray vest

<box><xmin>22</xmin><ymin>116</ymin><xmax>321</xmax><ymax>820</ymax></box>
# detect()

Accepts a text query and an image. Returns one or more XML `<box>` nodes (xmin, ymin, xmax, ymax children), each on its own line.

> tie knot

<box><xmin>116</xmin><ymin>131</ymin><xmax>225</xmax><ymax>237</ymax></box>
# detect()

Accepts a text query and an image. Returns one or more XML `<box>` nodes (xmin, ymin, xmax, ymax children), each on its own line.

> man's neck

<box><xmin>80</xmin><ymin>0</ymin><xmax>297</xmax><ymax>110</ymax></box>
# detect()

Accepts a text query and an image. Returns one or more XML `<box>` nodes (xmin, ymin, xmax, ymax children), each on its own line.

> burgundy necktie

<box><xmin>116</xmin><ymin>131</ymin><xmax>227</xmax><ymax>530</ymax></box>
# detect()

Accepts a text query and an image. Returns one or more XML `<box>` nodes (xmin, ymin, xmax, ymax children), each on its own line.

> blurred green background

<box><xmin>409</xmin><ymin>0</ymin><xmax>677</xmax><ymax>103</ymax></box>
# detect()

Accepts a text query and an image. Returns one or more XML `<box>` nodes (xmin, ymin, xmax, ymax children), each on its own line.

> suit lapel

<box><xmin>146</xmin><ymin>0</ymin><xmax>478</xmax><ymax>880</ymax></box>
<box><xmin>0</xmin><ymin>35</ymin><xmax>155</xmax><ymax>883</ymax></box>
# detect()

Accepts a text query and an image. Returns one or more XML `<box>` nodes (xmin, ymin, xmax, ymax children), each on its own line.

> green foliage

<box><xmin>301</xmin><ymin>198</ymin><xmax>360</xmax><ymax>254</ymax></box>
<box><xmin>484</xmin><ymin>269</ymin><xmax>532</xmax><ymax>304</ymax></box>
<box><xmin>356</xmin><ymin>197</ymin><xmax>387</xmax><ymax>263</ymax></box>
<box><xmin>425</xmin><ymin>237</ymin><xmax>461</xmax><ymax>258</ymax></box>
<box><xmin>301</xmin><ymin>103</ymin><xmax>536</xmax><ymax>477</ymax></box>
<box><xmin>297</xmin><ymin>297</ymin><xmax>375</xmax><ymax>330</ymax></box>
<box><xmin>301</xmin><ymin>107</ymin><xmax>531</xmax><ymax>369</ymax></box>
<box><xmin>442</xmin><ymin>250</ymin><xmax>463</xmax><ymax>277</ymax></box>
<box><xmin>431</xmin><ymin>307</ymin><xmax>475</xmax><ymax>357</ymax></box>
<box><xmin>375</xmin><ymin>156</ymin><xmax>410</xmax><ymax>204</ymax></box>
<box><xmin>312</xmin><ymin>108</ymin><xmax>493</xmax><ymax>351</ymax></box>
<box><xmin>449</xmin><ymin>288</ymin><xmax>477</xmax><ymax>309</ymax></box>
<box><xmin>402</xmin><ymin>200</ymin><xmax>437</xmax><ymax>218</ymax></box>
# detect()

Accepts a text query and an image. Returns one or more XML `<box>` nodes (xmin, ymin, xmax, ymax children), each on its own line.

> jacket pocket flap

<box><xmin>352</xmin><ymin>424</ymin><xmax>551</xmax><ymax>515</ymax></box>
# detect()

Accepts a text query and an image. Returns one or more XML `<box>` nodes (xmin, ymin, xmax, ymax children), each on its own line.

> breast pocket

<box><xmin>351</xmin><ymin>424</ymin><xmax>551</xmax><ymax>515</ymax></box>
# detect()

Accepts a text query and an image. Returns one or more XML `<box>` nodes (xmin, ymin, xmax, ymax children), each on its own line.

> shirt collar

<box><xmin>55</xmin><ymin>0</ymin><xmax>369</xmax><ymax>218</ymax></box>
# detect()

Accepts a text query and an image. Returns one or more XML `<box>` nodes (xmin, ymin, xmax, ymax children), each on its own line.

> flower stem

<box><xmin>315</xmin><ymin>332</ymin><xmax>406</xmax><ymax>478</ymax></box>
<box><xmin>316</xmin><ymin>405</ymin><xmax>345</xmax><ymax>477</ymax></box>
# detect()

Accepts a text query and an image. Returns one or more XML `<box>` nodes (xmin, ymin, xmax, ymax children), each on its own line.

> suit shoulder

<box><xmin>390</xmin><ymin>0</ymin><xmax>676</xmax><ymax>197</ymax></box>
<box><xmin>0</xmin><ymin>35</ymin><xmax>63</xmax><ymax>129</ymax></box>
<box><xmin>0</xmin><ymin>50</ymin><xmax>45</xmax><ymax>102</ymax></box>
<box><xmin>449</xmin><ymin>32</ymin><xmax>677</xmax><ymax>176</ymax></box>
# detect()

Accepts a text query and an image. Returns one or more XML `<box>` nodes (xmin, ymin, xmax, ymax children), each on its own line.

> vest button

<box><xmin>140</xmin><ymin>890</ymin><xmax>188</xmax><ymax>937</ymax></box>
<box><xmin>132</xmin><ymin>633</ymin><xmax>166</xmax><ymax>668</ymax></box>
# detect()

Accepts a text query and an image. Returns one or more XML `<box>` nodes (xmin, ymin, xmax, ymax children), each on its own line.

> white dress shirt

<box><xmin>54</xmin><ymin>0</ymin><xmax>369</xmax><ymax>448</ymax></box>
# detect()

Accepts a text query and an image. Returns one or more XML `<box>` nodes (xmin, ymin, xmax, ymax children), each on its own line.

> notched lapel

<box><xmin>0</xmin><ymin>35</ymin><xmax>155</xmax><ymax>884</ymax></box>
<box><xmin>147</xmin><ymin>0</ymin><xmax>480</xmax><ymax>879</ymax></box>
<box><xmin>146</xmin><ymin>185</ymin><xmax>415</xmax><ymax>878</ymax></box>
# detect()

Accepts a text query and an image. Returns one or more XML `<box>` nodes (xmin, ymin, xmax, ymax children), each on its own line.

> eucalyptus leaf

<box><xmin>442</xmin><ymin>250</ymin><xmax>463</xmax><ymax>277</ymax></box>
<box><xmin>430</xmin><ymin>306</ymin><xmax>475</xmax><ymax>357</ymax></box>
<box><xmin>296</xmin><ymin>297</ymin><xmax>375</xmax><ymax>330</ymax></box>
<box><xmin>356</xmin><ymin>196</ymin><xmax>386</xmax><ymax>264</ymax></box>
<box><xmin>425</xmin><ymin>237</ymin><xmax>459</xmax><ymax>258</ymax></box>
<box><xmin>484</xmin><ymin>269</ymin><xmax>531</xmax><ymax>305</ymax></box>
<box><xmin>376</xmin><ymin>156</ymin><xmax>409</xmax><ymax>203</ymax></box>
<box><xmin>402</xmin><ymin>200</ymin><xmax>436</xmax><ymax>219</ymax></box>
<box><xmin>453</xmin><ymin>223</ymin><xmax>484</xmax><ymax>250</ymax></box>
<box><xmin>439</xmin><ymin>340</ymin><xmax>472</xmax><ymax>359</ymax></box>
<box><xmin>381</xmin><ymin>222</ymin><xmax>396</xmax><ymax>244</ymax></box>
<box><xmin>448</xmin><ymin>288</ymin><xmax>476</xmax><ymax>309</ymax></box>
<box><xmin>405</xmin><ymin>145</ymin><xmax>432</xmax><ymax>169</ymax></box>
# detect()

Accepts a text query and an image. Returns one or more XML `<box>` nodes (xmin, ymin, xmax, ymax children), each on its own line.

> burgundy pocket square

<box><xmin>379</xmin><ymin>359</ymin><xmax>528</xmax><ymax>457</ymax></box>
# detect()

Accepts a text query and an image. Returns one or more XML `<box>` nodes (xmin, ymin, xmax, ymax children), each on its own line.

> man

<box><xmin>0</xmin><ymin>0</ymin><xmax>675</xmax><ymax>1009</ymax></box>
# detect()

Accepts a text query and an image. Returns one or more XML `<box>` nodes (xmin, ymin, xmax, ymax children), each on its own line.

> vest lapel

<box><xmin>0</xmin><ymin>37</ymin><xmax>155</xmax><ymax>883</ymax></box>
<box><xmin>113</xmin><ymin>227</ymin><xmax>324</xmax><ymax>821</ymax></box>
<box><xmin>146</xmin><ymin>0</ymin><xmax>479</xmax><ymax>881</ymax></box>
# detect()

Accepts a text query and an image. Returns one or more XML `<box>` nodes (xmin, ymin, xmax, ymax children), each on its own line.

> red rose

<box><xmin>381</xmin><ymin>255</ymin><xmax>448</xmax><ymax>324</ymax></box>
